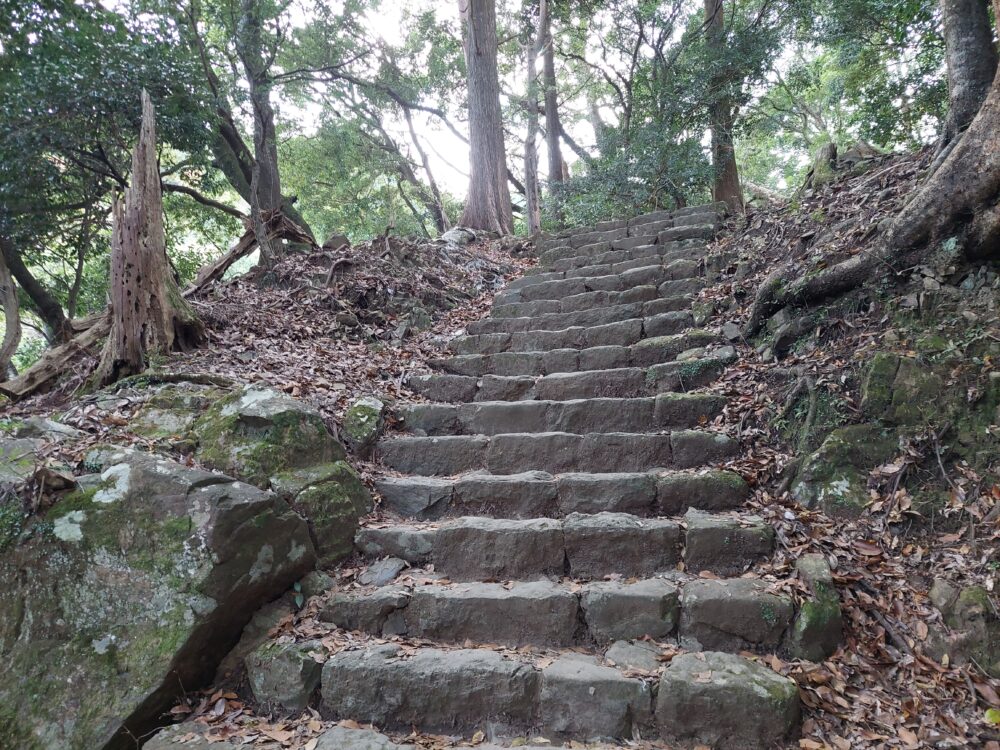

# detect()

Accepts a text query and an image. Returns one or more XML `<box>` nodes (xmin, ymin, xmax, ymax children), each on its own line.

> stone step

<box><xmin>449</xmin><ymin>313</ymin><xmax>696</xmax><ymax>355</ymax></box>
<box><xmin>321</xmin><ymin>574</ymin><xmax>793</xmax><ymax>652</ymax></box>
<box><xmin>544</xmin><ymin>239</ymin><xmax>706</xmax><ymax>273</ymax></box>
<box><xmin>354</xmin><ymin>510</ymin><xmax>772</xmax><ymax>579</ymax></box>
<box><xmin>429</xmin><ymin>330</ymin><xmax>720</xmax><ymax>378</ymax></box>
<box><xmin>657</xmin><ymin>224</ymin><xmax>717</xmax><ymax>243</ymax></box>
<box><xmin>375</xmin><ymin>468</ymin><xmax>749</xmax><ymax>519</ymax></box>
<box><xmin>319</xmin><ymin>644</ymin><xmax>799</xmax><ymax>746</ymax></box>
<box><xmin>492</xmin><ymin>284</ymin><xmax>699</xmax><ymax>319</ymax></box>
<box><xmin>673</xmin><ymin>201</ymin><xmax>729</xmax><ymax>218</ymax></box>
<box><xmin>377</xmin><ymin>429</ymin><xmax>738</xmax><ymax>475</ymax></box>
<box><xmin>410</xmin><ymin>349</ymin><xmax>733</xmax><ymax>403</ymax></box>
<box><xmin>468</xmin><ymin>297</ymin><xmax>691</xmax><ymax>335</ymax></box>
<box><xmin>450</xmin><ymin>315</ymin><xmax>699</xmax><ymax>356</ymax></box>
<box><xmin>398</xmin><ymin>394</ymin><xmax>725</xmax><ymax>436</ymax></box>
<box><xmin>495</xmin><ymin>260</ymin><xmax>700</xmax><ymax>305</ymax></box>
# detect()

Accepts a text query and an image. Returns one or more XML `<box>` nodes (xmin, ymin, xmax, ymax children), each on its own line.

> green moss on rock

<box><xmin>791</xmin><ymin>424</ymin><xmax>897</xmax><ymax>518</ymax></box>
<box><xmin>193</xmin><ymin>386</ymin><xmax>346</xmax><ymax>486</ymax></box>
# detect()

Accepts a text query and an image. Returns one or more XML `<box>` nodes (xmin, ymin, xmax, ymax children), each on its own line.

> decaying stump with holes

<box><xmin>94</xmin><ymin>91</ymin><xmax>204</xmax><ymax>386</ymax></box>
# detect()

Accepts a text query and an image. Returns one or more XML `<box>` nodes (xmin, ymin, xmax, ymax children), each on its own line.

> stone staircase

<box><xmin>254</xmin><ymin>204</ymin><xmax>840</xmax><ymax>749</ymax></box>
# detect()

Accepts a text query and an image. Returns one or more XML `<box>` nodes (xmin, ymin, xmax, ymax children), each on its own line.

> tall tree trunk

<box><xmin>94</xmin><ymin>91</ymin><xmax>204</xmax><ymax>386</ymax></box>
<box><xmin>236</xmin><ymin>0</ymin><xmax>284</xmax><ymax>268</ymax></box>
<box><xmin>0</xmin><ymin>235</ymin><xmax>71</xmax><ymax>342</ymax></box>
<box><xmin>704</xmin><ymin>0</ymin><xmax>745</xmax><ymax>212</ymax></box>
<box><xmin>523</xmin><ymin>0</ymin><xmax>545</xmax><ymax>235</ymax></box>
<box><xmin>401</xmin><ymin>105</ymin><xmax>451</xmax><ymax>232</ymax></box>
<box><xmin>541</xmin><ymin>0</ymin><xmax>564</xmax><ymax>188</ymax></box>
<box><xmin>939</xmin><ymin>0</ymin><xmax>998</xmax><ymax>148</ymax></box>
<box><xmin>178</xmin><ymin>4</ymin><xmax>314</xmax><ymax>240</ymax></box>
<box><xmin>458</xmin><ymin>0</ymin><xmax>514</xmax><ymax>235</ymax></box>
<box><xmin>0</xmin><ymin>249</ymin><xmax>21</xmax><ymax>378</ymax></box>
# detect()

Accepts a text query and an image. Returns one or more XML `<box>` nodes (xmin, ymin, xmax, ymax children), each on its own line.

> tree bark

<box><xmin>0</xmin><ymin>249</ymin><xmax>21</xmax><ymax>378</ymax></box>
<box><xmin>0</xmin><ymin>234</ymin><xmax>71</xmax><ymax>342</ymax></box>
<box><xmin>523</xmin><ymin>0</ymin><xmax>545</xmax><ymax>235</ymax></box>
<box><xmin>401</xmin><ymin>105</ymin><xmax>451</xmax><ymax>233</ymax></box>
<box><xmin>178</xmin><ymin>3</ymin><xmax>314</xmax><ymax>239</ymax></box>
<box><xmin>236</xmin><ymin>0</ymin><xmax>284</xmax><ymax>268</ymax></box>
<box><xmin>458</xmin><ymin>0</ymin><xmax>514</xmax><ymax>235</ymax></box>
<box><xmin>745</xmin><ymin>5</ymin><xmax>1000</xmax><ymax>335</ymax></box>
<box><xmin>94</xmin><ymin>91</ymin><xmax>204</xmax><ymax>387</ymax></box>
<box><xmin>939</xmin><ymin>0</ymin><xmax>998</xmax><ymax>148</ymax></box>
<box><xmin>704</xmin><ymin>0</ymin><xmax>745</xmax><ymax>213</ymax></box>
<box><xmin>541</xmin><ymin>0</ymin><xmax>564</xmax><ymax>188</ymax></box>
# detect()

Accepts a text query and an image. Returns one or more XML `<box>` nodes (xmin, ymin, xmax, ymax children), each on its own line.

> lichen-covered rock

<box><xmin>191</xmin><ymin>386</ymin><xmax>370</xmax><ymax>565</ymax></box>
<box><xmin>341</xmin><ymin>395</ymin><xmax>386</xmax><ymax>456</ymax></box>
<box><xmin>273</xmin><ymin>462</ymin><xmax>372</xmax><ymax>566</ymax></box>
<box><xmin>927</xmin><ymin>580</ymin><xmax>999</xmax><ymax>678</ymax></box>
<box><xmin>0</xmin><ymin>449</ymin><xmax>315</xmax><ymax>750</ymax></box>
<box><xmin>13</xmin><ymin>416</ymin><xmax>83</xmax><ymax>442</ymax></box>
<box><xmin>861</xmin><ymin>353</ymin><xmax>945</xmax><ymax>426</ymax></box>
<box><xmin>655</xmin><ymin>651</ymin><xmax>800</xmax><ymax>749</ymax></box>
<box><xmin>0</xmin><ymin>436</ymin><xmax>41</xmax><ymax>485</ymax></box>
<box><xmin>245</xmin><ymin>639</ymin><xmax>323</xmax><ymax>713</ymax></box>
<box><xmin>791</xmin><ymin>424</ymin><xmax>897</xmax><ymax>518</ymax></box>
<box><xmin>786</xmin><ymin>554</ymin><xmax>842</xmax><ymax>661</ymax></box>
<box><xmin>193</xmin><ymin>385</ymin><xmax>346</xmax><ymax>485</ymax></box>
<box><xmin>130</xmin><ymin>382</ymin><xmax>226</xmax><ymax>440</ymax></box>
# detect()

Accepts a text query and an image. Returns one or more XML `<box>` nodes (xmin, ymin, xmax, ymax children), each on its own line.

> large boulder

<box><xmin>0</xmin><ymin>449</ymin><xmax>315</xmax><ymax>750</ymax></box>
<box><xmin>190</xmin><ymin>385</ymin><xmax>372</xmax><ymax>565</ymax></box>
<box><xmin>791</xmin><ymin>424</ymin><xmax>897</xmax><ymax>518</ymax></box>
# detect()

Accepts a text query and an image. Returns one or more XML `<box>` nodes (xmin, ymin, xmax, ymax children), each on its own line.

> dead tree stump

<box><xmin>94</xmin><ymin>90</ymin><xmax>204</xmax><ymax>386</ymax></box>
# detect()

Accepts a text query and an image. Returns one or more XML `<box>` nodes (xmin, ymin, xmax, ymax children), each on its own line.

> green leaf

<box><xmin>986</xmin><ymin>708</ymin><xmax>1000</xmax><ymax>726</ymax></box>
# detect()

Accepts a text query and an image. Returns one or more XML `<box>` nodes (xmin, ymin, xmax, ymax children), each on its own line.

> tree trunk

<box><xmin>939</xmin><ymin>0</ymin><xmax>998</xmax><ymax>148</ymax></box>
<box><xmin>236</xmin><ymin>0</ymin><xmax>284</xmax><ymax>268</ymax></box>
<box><xmin>0</xmin><ymin>235</ymin><xmax>71</xmax><ymax>342</ymax></box>
<box><xmin>745</xmin><ymin>2</ymin><xmax>1000</xmax><ymax>335</ymax></box>
<box><xmin>458</xmin><ymin>0</ymin><xmax>514</xmax><ymax>235</ymax></box>
<box><xmin>178</xmin><ymin>4</ymin><xmax>314</xmax><ymax>240</ymax></box>
<box><xmin>541</xmin><ymin>0</ymin><xmax>564</xmax><ymax>188</ymax></box>
<box><xmin>523</xmin><ymin>0</ymin><xmax>545</xmax><ymax>235</ymax></box>
<box><xmin>0</xmin><ymin>249</ymin><xmax>21</xmax><ymax>378</ymax></box>
<box><xmin>94</xmin><ymin>91</ymin><xmax>204</xmax><ymax>387</ymax></box>
<box><xmin>401</xmin><ymin>105</ymin><xmax>451</xmax><ymax>233</ymax></box>
<box><xmin>704</xmin><ymin>0</ymin><xmax>745</xmax><ymax>213</ymax></box>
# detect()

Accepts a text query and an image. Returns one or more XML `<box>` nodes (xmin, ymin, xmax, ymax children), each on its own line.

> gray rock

<box><xmin>0</xmin><ymin>450</ymin><xmax>315</xmax><ymax>750</ymax></box>
<box><xmin>245</xmin><ymin>639</ymin><xmax>323</xmax><ymax>713</ymax></box>
<box><xmin>320</xmin><ymin>645</ymin><xmax>539</xmax><ymax>731</ymax></box>
<box><xmin>13</xmin><ymin>416</ymin><xmax>83</xmax><ymax>442</ymax></box>
<box><xmin>316</xmin><ymin>727</ymin><xmax>417</xmax><ymax>749</ymax></box>
<box><xmin>441</xmin><ymin>227</ymin><xmax>477</xmax><ymax>246</ymax></box>
<box><xmin>435</xmin><ymin>517</ymin><xmax>564</xmax><ymax>580</ymax></box>
<box><xmin>403</xmin><ymin>580</ymin><xmax>579</xmax><ymax>646</ymax></box>
<box><xmin>376</xmin><ymin>476</ymin><xmax>453</xmax><ymax>519</ymax></box>
<box><xmin>581</xmin><ymin>579</ymin><xmax>680</xmax><ymax>642</ymax></box>
<box><xmin>358</xmin><ymin>557</ymin><xmax>407</xmax><ymax>587</ymax></box>
<box><xmin>656</xmin><ymin>651</ymin><xmax>800</xmax><ymax>749</ymax></box>
<box><xmin>722</xmin><ymin>322</ymin><xmax>742</xmax><ymax>341</ymax></box>
<box><xmin>683</xmin><ymin>509</ymin><xmax>774</xmax><ymax>575</ymax></box>
<box><xmin>604</xmin><ymin>640</ymin><xmax>663</xmax><ymax>672</ymax></box>
<box><xmin>679</xmin><ymin>578</ymin><xmax>793</xmax><ymax>651</ymax></box>
<box><xmin>564</xmin><ymin>512</ymin><xmax>681</xmax><ymax>578</ymax></box>
<box><xmin>539</xmin><ymin>656</ymin><xmax>652</xmax><ymax>739</ymax></box>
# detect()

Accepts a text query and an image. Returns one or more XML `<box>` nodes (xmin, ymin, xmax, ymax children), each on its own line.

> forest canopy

<box><xmin>0</xmin><ymin>0</ymin><xmax>973</xmax><ymax>376</ymax></box>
